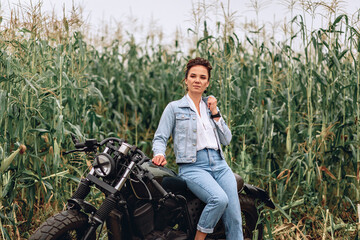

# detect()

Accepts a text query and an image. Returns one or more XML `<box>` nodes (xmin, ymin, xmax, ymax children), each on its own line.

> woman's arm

<box><xmin>152</xmin><ymin>103</ymin><xmax>175</xmax><ymax>164</ymax></box>
<box><xmin>207</xmin><ymin>96</ymin><xmax>232</xmax><ymax>145</ymax></box>
<box><xmin>214</xmin><ymin>115</ymin><xmax>232</xmax><ymax>146</ymax></box>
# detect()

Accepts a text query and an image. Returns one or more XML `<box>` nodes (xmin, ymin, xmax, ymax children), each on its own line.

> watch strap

<box><xmin>211</xmin><ymin>111</ymin><xmax>221</xmax><ymax>118</ymax></box>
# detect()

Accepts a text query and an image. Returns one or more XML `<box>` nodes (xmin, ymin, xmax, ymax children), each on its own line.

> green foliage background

<box><xmin>0</xmin><ymin>1</ymin><xmax>359</xmax><ymax>239</ymax></box>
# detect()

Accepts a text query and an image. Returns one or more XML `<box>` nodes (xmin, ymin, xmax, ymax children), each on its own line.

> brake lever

<box><xmin>133</xmin><ymin>148</ymin><xmax>150</xmax><ymax>165</ymax></box>
<box><xmin>64</xmin><ymin>147</ymin><xmax>88</xmax><ymax>155</ymax></box>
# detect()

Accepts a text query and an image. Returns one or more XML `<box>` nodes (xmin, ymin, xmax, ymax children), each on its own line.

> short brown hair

<box><xmin>185</xmin><ymin>57</ymin><xmax>212</xmax><ymax>81</ymax></box>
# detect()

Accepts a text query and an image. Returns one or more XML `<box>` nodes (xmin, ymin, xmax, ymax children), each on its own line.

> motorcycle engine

<box><xmin>133</xmin><ymin>203</ymin><xmax>155</xmax><ymax>237</ymax></box>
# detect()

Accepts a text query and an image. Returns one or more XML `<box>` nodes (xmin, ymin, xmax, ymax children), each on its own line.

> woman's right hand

<box><xmin>152</xmin><ymin>154</ymin><xmax>167</xmax><ymax>166</ymax></box>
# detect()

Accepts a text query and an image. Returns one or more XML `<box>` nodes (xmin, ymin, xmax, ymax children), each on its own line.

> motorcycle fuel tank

<box><xmin>141</xmin><ymin>162</ymin><xmax>177</xmax><ymax>180</ymax></box>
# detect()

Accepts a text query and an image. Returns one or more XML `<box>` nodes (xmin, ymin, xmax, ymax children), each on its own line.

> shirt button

<box><xmin>193</xmin><ymin>129</ymin><xmax>196</xmax><ymax>133</ymax></box>
<box><xmin>193</xmin><ymin>117</ymin><xmax>196</xmax><ymax>120</ymax></box>
<box><xmin>182</xmin><ymin>115</ymin><xmax>185</xmax><ymax>118</ymax></box>
<box><xmin>193</xmin><ymin>143</ymin><xmax>196</xmax><ymax>146</ymax></box>
<box><xmin>192</xmin><ymin>159</ymin><xmax>196</xmax><ymax>162</ymax></box>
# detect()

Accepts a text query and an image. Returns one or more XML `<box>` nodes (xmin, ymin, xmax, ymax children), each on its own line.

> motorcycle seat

<box><xmin>161</xmin><ymin>173</ymin><xmax>245</xmax><ymax>195</ymax></box>
<box><xmin>234</xmin><ymin>173</ymin><xmax>245</xmax><ymax>193</ymax></box>
<box><xmin>161</xmin><ymin>176</ymin><xmax>188</xmax><ymax>195</ymax></box>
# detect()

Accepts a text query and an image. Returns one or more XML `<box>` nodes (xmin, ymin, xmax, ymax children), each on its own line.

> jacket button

<box><xmin>193</xmin><ymin>117</ymin><xmax>196</xmax><ymax>120</ymax></box>
<box><xmin>192</xmin><ymin>159</ymin><xmax>196</xmax><ymax>162</ymax></box>
<box><xmin>182</xmin><ymin>115</ymin><xmax>184</xmax><ymax>118</ymax></box>
<box><xmin>193</xmin><ymin>129</ymin><xmax>196</xmax><ymax>133</ymax></box>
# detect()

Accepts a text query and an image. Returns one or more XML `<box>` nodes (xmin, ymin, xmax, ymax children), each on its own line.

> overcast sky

<box><xmin>1</xmin><ymin>0</ymin><xmax>360</xmax><ymax>47</ymax></box>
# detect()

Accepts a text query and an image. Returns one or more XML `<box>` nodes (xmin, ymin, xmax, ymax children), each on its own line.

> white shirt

<box><xmin>185</xmin><ymin>94</ymin><xmax>220</xmax><ymax>151</ymax></box>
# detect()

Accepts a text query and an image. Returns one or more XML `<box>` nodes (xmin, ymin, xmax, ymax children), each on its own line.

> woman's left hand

<box><xmin>207</xmin><ymin>96</ymin><xmax>218</xmax><ymax>115</ymax></box>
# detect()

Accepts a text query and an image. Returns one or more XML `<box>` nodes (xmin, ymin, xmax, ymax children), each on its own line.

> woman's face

<box><xmin>185</xmin><ymin>65</ymin><xmax>209</xmax><ymax>95</ymax></box>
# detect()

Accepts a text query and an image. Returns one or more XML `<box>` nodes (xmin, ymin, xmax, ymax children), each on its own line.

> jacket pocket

<box><xmin>175</xmin><ymin>113</ymin><xmax>190</xmax><ymax>130</ymax></box>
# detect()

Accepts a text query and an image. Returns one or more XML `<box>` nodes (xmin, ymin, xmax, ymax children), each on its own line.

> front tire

<box><xmin>30</xmin><ymin>210</ymin><xmax>95</xmax><ymax>240</ymax></box>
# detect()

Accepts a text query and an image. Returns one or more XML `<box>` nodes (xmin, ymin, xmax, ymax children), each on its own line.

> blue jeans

<box><xmin>178</xmin><ymin>148</ymin><xmax>243</xmax><ymax>240</ymax></box>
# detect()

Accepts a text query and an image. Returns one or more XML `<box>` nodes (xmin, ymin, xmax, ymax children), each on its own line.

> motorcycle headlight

<box><xmin>93</xmin><ymin>153</ymin><xmax>115</xmax><ymax>178</ymax></box>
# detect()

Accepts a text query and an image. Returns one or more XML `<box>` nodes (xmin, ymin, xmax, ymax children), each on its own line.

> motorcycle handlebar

<box><xmin>66</xmin><ymin>136</ymin><xmax>150</xmax><ymax>164</ymax></box>
<box><xmin>135</xmin><ymin>148</ymin><xmax>150</xmax><ymax>164</ymax></box>
<box><xmin>67</xmin><ymin>137</ymin><xmax>125</xmax><ymax>151</ymax></box>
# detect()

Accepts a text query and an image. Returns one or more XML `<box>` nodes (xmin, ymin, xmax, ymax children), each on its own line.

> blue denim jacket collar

<box><xmin>178</xmin><ymin>95</ymin><xmax>190</xmax><ymax>108</ymax></box>
<box><xmin>178</xmin><ymin>95</ymin><xmax>210</xmax><ymax>114</ymax></box>
<box><xmin>178</xmin><ymin>94</ymin><xmax>208</xmax><ymax>105</ymax></box>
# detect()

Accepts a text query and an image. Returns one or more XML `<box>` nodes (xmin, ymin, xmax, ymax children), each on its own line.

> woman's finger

<box><xmin>152</xmin><ymin>155</ymin><xmax>167</xmax><ymax>166</ymax></box>
<box><xmin>208</xmin><ymin>97</ymin><xmax>217</xmax><ymax>109</ymax></box>
<box><xmin>160</xmin><ymin>158</ymin><xmax>167</xmax><ymax>166</ymax></box>
<box><xmin>159</xmin><ymin>156</ymin><xmax>166</xmax><ymax>166</ymax></box>
<box><xmin>152</xmin><ymin>156</ymin><xmax>160</xmax><ymax>165</ymax></box>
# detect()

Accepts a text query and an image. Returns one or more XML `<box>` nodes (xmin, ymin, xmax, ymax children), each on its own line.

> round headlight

<box><xmin>93</xmin><ymin>153</ymin><xmax>115</xmax><ymax>178</ymax></box>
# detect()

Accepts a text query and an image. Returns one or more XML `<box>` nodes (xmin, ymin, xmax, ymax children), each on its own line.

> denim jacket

<box><xmin>152</xmin><ymin>95</ymin><xmax>232</xmax><ymax>164</ymax></box>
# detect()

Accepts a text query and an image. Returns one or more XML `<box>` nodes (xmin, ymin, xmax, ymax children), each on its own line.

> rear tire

<box><xmin>240</xmin><ymin>194</ymin><xmax>263</xmax><ymax>240</ymax></box>
<box><xmin>29</xmin><ymin>210</ymin><xmax>95</xmax><ymax>240</ymax></box>
<box><xmin>206</xmin><ymin>194</ymin><xmax>263</xmax><ymax>240</ymax></box>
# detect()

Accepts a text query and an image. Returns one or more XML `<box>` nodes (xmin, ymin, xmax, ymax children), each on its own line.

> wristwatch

<box><xmin>211</xmin><ymin>111</ymin><xmax>221</xmax><ymax>118</ymax></box>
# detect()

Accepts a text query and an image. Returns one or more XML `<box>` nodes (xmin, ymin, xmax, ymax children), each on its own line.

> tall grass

<box><xmin>0</xmin><ymin>0</ymin><xmax>359</xmax><ymax>239</ymax></box>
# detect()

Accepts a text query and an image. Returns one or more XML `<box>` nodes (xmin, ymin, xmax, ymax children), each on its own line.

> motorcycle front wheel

<box><xmin>29</xmin><ymin>210</ymin><xmax>95</xmax><ymax>240</ymax></box>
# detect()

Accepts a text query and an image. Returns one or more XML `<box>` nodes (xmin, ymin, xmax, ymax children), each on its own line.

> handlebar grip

<box><xmin>151</xmin><ymin>178</ymin><xmax>168</xmax><ymax>197</ymax></box>
<box><xmin>75</xmin><ymin>142</ymin><xmax>86</xmax><ymax>149</ymax></box>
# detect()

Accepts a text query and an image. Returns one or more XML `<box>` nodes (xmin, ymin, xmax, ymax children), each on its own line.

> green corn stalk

<box><xmin>0</xmin><ymin>148</ymin><xmax>21</xmax><ymax>173</ymax></box>
<box><xmin>1</xmin><ymin>1</ymin><xmax>360</xmax><ymax>238</ymax></box>
<box><xmin>357</xmin><ymin>37</ymin><xmax>360</xmax><ymax>202</ymax></box>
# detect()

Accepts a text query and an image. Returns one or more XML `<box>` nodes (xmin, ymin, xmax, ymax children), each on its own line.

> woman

<box><xmin>152</xmin><ymin>57</ymin><xmax>243</xmax><ymax>240</ymax></box>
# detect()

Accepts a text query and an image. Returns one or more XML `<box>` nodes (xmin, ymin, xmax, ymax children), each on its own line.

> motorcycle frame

<box><xmin>67</xmin><ymin>161</ymin><xmax>195</xmax><ymax>240</ymax></box>
<box><xmin>68</xmin><ymin>176</ymin><xmax>195</xmax><ymax>240</ymax></box>
<box><xmin>63</xmin><ymin>137</ymin><xmax>274</xmax><ymax>240</ymax></box>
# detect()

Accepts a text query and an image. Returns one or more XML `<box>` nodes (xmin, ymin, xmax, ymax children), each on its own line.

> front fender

<box><xmin>67</xmin><ymin>198</ymin><xmax>97</xmax><ymax>214</ymax></box>
<box><xmin>243</xmin><ymin>184</ymin><xmax>275</xmax><ymax>209</ymax></box>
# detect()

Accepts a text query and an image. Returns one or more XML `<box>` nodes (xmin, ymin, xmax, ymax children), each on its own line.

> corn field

<box><xmin>0</xmin><ymin>1</ymin><xmax>360</xmax><ymax>239</ymax></box>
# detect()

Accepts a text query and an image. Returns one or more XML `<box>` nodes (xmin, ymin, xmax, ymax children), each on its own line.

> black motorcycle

<box><xmin>30</xmin><ymin>136</ymin><xmax>275</xmax><ymax>240</ymax></box>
